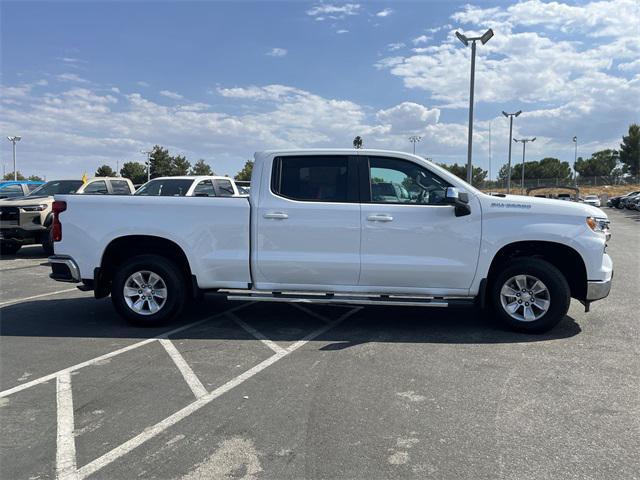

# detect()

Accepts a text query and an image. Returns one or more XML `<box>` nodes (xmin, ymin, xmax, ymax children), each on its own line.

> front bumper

<box><xmin>586</xmin><ymin>276</ymin><xmax>612</xmax><ymax>301</ymax></box>
<box><xmin>49</xmin><ymin>255</ymin><xmax>81</xmax><ymax>283</ymax></box>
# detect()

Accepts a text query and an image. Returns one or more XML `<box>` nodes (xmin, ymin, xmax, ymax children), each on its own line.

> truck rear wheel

<box><xmin>111</xmin><ymin>254</ymin><xmax>186</xmax><ymax>327</ymax></box>
<box><xmin>490</xmin><ymin>258</ymin><xmax>570</xmax><ymax>334</ymax></box>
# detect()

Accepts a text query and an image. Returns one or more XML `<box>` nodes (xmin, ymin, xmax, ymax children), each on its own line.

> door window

<box><xmin>214</xmin><ymin>179</ymin><xmax>235</xmax><ymax>197</ymax></box>
<box><xmin>0</xmin><ymin>184</ymin><xmax>24</xmax><ymax>197</ymax></box>
<box><xmin>272</xmin><ymin>156</ymin><xmax>351</xmax><ymax>202</ymax></box>
<box><xmin>193</xmin><ymin>180</ymin><xmax>216</xmax><ymax>197</ymax></box>
<box><xmin>368</xmin><ymin>157</ymin><xmax>450</xmax><ymax>205</ymax></box>
<box><xmin>111</xmin><ymin>180</ymin><xmax>132</xmax><ymax>194</ymax></box>
<box><xmin>83</xmin><ymin>180</ymin><xmax>108</xmax><ymax>194</ymax></box>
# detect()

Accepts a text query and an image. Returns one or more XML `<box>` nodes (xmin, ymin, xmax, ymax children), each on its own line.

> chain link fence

<box><xmin>477</xmin><ymin>175</ymin><xmax>640</xmax><ymax>191</ymax></box>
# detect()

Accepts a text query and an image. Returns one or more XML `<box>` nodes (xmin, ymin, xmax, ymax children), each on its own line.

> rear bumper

<box><xmin>49</xmin><ymin>255</ymin><xmax>81</xmax><ymax>283</ymax></box>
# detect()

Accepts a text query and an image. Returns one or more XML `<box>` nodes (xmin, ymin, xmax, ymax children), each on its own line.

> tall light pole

<box><xmin>488</xmin><ymin>121</ymin><xmax>492</xmax><ymax>184</ymax></box>
<box><xmin>408</xmin><ymin>136</ymin><xmax>422</xmax><ymax>155</ymax></box>
<box><xmin>141</xmin><ymin>150</ymin><xmax>152</xmax><ymax>182</ymax></box>
<box><xmin>514</xmin><ymin>137</ymin><xmax>536</xmax><ymax>195</ymax></box>
<box><xmin>6</xmin><ymin>136</ymin><xmax>22</xmax><ymax>181</ymax></box>
<box><xmin>572</xmin><ymin>136</ymin><xmax>578</xmax><ymax>186</ymax></box>
<box><xmin>455</xmin><ymin>28</ymin><xmax>494</xmax><ymax>185</ymax></box>
<box><xmin>502</xmin><ymin>110</ymin><xmax>522</xmax><ymax>193</ymax></box>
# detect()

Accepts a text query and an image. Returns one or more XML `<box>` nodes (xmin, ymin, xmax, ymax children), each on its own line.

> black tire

<box><xmin>111</xmin><ymin>254</ymin><xmax>187</xmax><ymax>327</ymax></box>
<box><xmin>0</xmin><ymin>241</ymin><xmax>21</xmax><ymax>256</ymax></box>
<box><xmin>41</xmin><ymin>228</ymin><xmax>54</xmax><ymax>256</ymax></box>
<box><xmin>490</xmin><ymin>258</ymin><xmax>570</xmax><ymax>334</ymax></box>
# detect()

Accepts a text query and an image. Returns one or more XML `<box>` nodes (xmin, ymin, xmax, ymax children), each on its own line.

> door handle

<box><xmin>263</xmin><ymin>212</ymin><xmax>289</xmax><ymax>220</ymax></box>
<box><xmin>367</xmin><ymin>214</ymin><xmax>393</xmax><ymax>222</ymax></box>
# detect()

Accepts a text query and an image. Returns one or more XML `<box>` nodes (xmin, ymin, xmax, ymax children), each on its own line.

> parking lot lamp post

<box><xmin>141</xmin><ymin>150</ymin><xmax>152</xmax><ymax>182</ymax></box>
<box><xmin>455</xmin><ymin>28</ymin><xmax>494</xmax><ymax>185</ymax></box>
<box><xmin>514</xmin><ymin>137</ymin><xmax>536</xmax><ymax>195</ymax></box>
<box><xmin>6</xmin><ymin>136</ymin><xmax>22</xmax><ymax>181</ymax></box>
<box><xmin>502</xmin><ymin>110</ymin><xmax>522</xmax><ymax>193</ymax></box>
<box><xmin>573</xmin><ymin>136</ymin><xmax>578</xmax><ymax>186</ymax></box>
<box><xmin>408</xmin><ymin>136</ymin><xmax>422</xmax><ymax>155</ymax></box>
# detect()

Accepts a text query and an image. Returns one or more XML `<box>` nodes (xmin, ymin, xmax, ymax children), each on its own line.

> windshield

<box><xmin>28</xmin><ymin>180</ymin><xmax>84</xmax><ymax>196</ymax></box>
<box><xmin>134</xmin><ymin>179</ymin><xmax>194</xmax><ymax>196</ymax></box>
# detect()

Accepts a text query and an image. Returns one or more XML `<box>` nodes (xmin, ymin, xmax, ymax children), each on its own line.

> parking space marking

<box><xmin>227</xmin><ymin>312</ymin><xmax>288</xmax><ymax>355</ymax></box>
<box><xmin>76</xmin><ymin>306</ymin><xmax>361</xmax><ymax>479</ymax></box>
<box><xmin>290</xmin><ymin>303</ymin><xmax>333</xmax><ymax>323</ymax></box>
<box><xmin>0</xmin><ymin>287</ymin><xmax>79</xmax><ymax>308</ymax></box>
<box><xmin>0</xmin><ymin>303</ymin><xmax>250</xmax><ymax>399</ymax></box>
<box><xmin>56</xmin><ymin>371</ymin><xmax>78</xmax><ymax>480</ymax></box>
<box><xmin>159</xmin><ymin>339</ymin><xmax>208</xmax><ymax>399</ymax></box>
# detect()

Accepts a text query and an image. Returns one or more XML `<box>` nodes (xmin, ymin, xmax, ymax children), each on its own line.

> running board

<box><xmin>224</xmin><ymin>291</ymin><xmax>449</xmax><ymax>307</ymax></box>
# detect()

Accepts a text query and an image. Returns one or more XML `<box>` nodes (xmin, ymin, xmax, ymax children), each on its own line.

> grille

<box><xmin>0</xmin><ymin>207</ymin><xmax>19</xmax><ymax>224</ymax></box>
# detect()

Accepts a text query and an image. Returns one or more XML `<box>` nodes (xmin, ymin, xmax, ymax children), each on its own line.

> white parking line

<box><xmin>0</xmin><ymin>303</ymin><xmax>250</xmax><ymax>399</ymax></box>
<box><xmin>56</xmin><ymin>372</ymin><xmax>78</xmax><ymax>480</ymax></box>
<box><xmin>228</xmin><ymin>312</ymin><xmax>287</xmax><ymax>355</ymax></box>
<box><xmin>290</xmin><ymin>303</ymin><xmax>332</xmax><ymax>323</ymax></box>
<box><xmin>159</xmin><ymin>339</ymin><xmax>208</xmax><ymax>399</ymax></box>
<box><xmin>76</xmin><ymin>307</ymin><xmax>361</xmax><ymax>479</ymax></box>
<box><xmin>0</xmin><ymin>288</ymin><xmax>79</xmax><ymax>308</ymax></box>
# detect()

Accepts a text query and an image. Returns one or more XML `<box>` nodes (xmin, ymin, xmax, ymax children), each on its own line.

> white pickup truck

<box><xmin>49</xmin><ymin>149</ymin><xmax>612</xmax><ymax>333</ymax></box>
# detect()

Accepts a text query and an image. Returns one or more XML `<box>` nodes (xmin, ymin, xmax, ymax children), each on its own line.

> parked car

<box><xmin>49</xmin><ymin>149</ymin><xmax>612</xmax><ymax>334</ymax></box>
<box><xmin>134</xmin><ymin>176</ymin><xmax>241</xmax><ymax>197</ymax></box>
<box><xmin>0</xmin><ymin>177</ymin><xmax>134</xmax><ymax>255</ymax></box>
<box><xmin>0</xmin><ymin>180</ymin><xmax>45</xmax><ymax>199</ymax></box>
<box><xmin>583</xmin><ymin>195</ymin><xmax>601</xmax><ymax>207</ymax></box>
<box><xmin>609</xmin><ymin>191</ymin><xmax>640</xmax><ymax>208</ymax></box>
<box><xmin>628</xmin><ymin>196</ymin><xmax>640</xmax><ymax>211</ymax></box>
<box><xmin>620</xmin><ymin>192</ymin><xmax>640</xmax><ymax>209</ymax></box>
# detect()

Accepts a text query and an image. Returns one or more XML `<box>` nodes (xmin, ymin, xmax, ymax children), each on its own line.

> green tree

<box><xmin>190</xmin><ymin>159</ymin><xmax>213</xmax><ymax>175</ymax></box>
<box><xmin>95</xmin><ymin>164</ymin><xmax>117</xmax><ymax>177</ymax></box>
<box><xmin>27</xmin><ymin>175</ymin><xmax>44</xmax><ymax>181</ymax></box>
<box><xmin>120</xmin><ymin>162</ymin><xmax>147</xmax><ymax>184</ymax></box>
<box><xmin>234</xmin><ymin>160</ymin><xmax>254</xmax><ymax>181</ymax></box>
<box><xmin>3</xmin><ymin>171</ymin><xmax>25</xmax><ymax>180</ymax></box>
<box><xmin>170</xmin><ymin>154</ymin><xmax>191</xmax><ymax>176</ymax></box>
<box><xmin>149</xmin><ymin>145</ymin><xmax>173</xmax><ymax>178</ymax></box>
<box><xmin>438</xmin><ymin>163</ymin><xmax>487</xmax><ymax>185</ymax></box>
<box><xmin>619</xmin><ymin>123</ymin><xmax>639</xmax><ymax>176</ymax></box>
<box><xmin>498</xmin><ymin>157</ymin><xmax>572</xmax><ymax>182</ymax></box>
<box><xmin>575</xmin><ymin>149</ymin><xmax>618</xmax><ymax>177</ymax></box>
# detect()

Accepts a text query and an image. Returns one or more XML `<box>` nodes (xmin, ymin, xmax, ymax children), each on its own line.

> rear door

<box><xmin>359</xmin><ymin>155</ymin><xmax>481</xmax><ymax>292</ymax></box>
<box><xmin>254</xmin><ymin>155</ymin><xmax>361</xmax><ymax>288</ymax></box>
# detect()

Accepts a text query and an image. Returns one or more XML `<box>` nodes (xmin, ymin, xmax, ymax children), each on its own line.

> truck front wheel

<box><xmin>111</xmin><ymin>255</ymin><xmax>186</xmax><ymax>327</ymax></box>
<box><xmin>490</xmin><ymin>258</ymin><xmax>570</xmax><ymax>333</ymax></box>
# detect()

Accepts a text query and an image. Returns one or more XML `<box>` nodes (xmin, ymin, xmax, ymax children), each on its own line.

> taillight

<box><xmin>52</xmin><ymin>201</ymin><xmax>67</xmax><ymax>242</ymax></box>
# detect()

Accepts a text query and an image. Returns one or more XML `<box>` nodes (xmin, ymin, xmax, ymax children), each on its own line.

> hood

<box><xmin>478</xmin><ymin>193</ymin><xmax>607</xmax><ymax>219</ymax></box>
<box><xmin>0</xmin><ymin>195</ymin><xmax>53</xmax><ymax>206</ymax></box>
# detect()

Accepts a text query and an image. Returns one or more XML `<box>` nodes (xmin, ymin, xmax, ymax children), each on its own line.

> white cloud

<box><xmin>376</xmin><ymin>8</ymin><xmax>393</xmax><ymax>18</ymax></box>
<box><xmin>137</xmin><ymin>81</ymin><xmax>150</xmax><ymax>87</ymax></box>
<box><xmin>376</xmin><ymin>102</ymin><xmax>440</xmax><ymax>133</ymax></box>
<box><xmin>618</xmin><ymin>59</ymin><xmax>640</xmax><ymax>72</ymax></box>
<box><xmin>412</xmin><ymin>35</ymin><xmax>430</xmax><ymax>45</ymax></box>
<box><xmin>336</xmin><ymin>29</ymin><xmax>349</xmax><ymax>34</ymax></box>
<box><xmin>56</xmin><ymin>73</ymin><xmax>89</xmax><ymax>83</ymax></box>
<box><xmin>306</xmin><ymin>3</ymin><xmax>360</xmax><ymax>20</ymax></box>
<box><xmin>387</xmin><ymin>42</ymin><xmax>405</xmax><ymax>51</ymax></box>
<box><xmin>266</xmin><ymin>47</ymin><xmax>288</xmax><ymax>57</ymax></box>
<box><xmin>159</xmin><ymin>90</ymin><xmax>184</xmax><ymax>100</ymax></box>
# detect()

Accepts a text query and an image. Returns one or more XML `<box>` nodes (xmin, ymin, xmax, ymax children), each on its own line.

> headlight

<box><xmin>586</xmin><ymin>216</ymin><xmax>611</xmax><ymax>240</ymax></box>
<box><xmin>20</xmin><ymin>204</ymin><xmax>48</xmax><ymax>212</ymax></box>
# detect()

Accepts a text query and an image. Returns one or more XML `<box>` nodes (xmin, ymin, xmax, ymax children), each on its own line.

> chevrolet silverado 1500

<box><xmin>48</xmin><ymin>149</ymin><xmax>612</xmax><ymax>333</ymax></box>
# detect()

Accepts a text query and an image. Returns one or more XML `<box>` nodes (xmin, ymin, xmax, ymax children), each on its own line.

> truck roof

<box><xmin>256</xmin><ymin>148</ymin><xmax>423</xmax><ymax>156</ymax></box>
<box><xmin>147</xmin><ymin>176</ymin><xmax>234</xmax><ymax>181</ymax></box>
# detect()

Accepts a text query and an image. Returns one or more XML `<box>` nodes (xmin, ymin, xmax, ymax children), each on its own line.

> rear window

<box><xmin>134</xmin><ymin>179</ymin><xmax>193</xmax><ymax>196</ymax></box>
<box><xmin>271</xmin><ymin>156</ymin><xmax>349</xmax><ymax>202</ymax></box>
<box><xmin>111</xmin><ymin>180</ymin><xmax>132</xmax><ymax>194</ymax></box>
<box><xmin>83</xmin><ymin>180</ymin><xmax>108</xmax><ymax>194</ymax></box>
<box><xmin>214</xmin><ymin>179</ymin><xmax>235</xmax><ymax>197</ymax></box>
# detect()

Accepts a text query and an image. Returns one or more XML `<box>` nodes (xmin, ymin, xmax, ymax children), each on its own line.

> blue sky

<box><xmin>1</xmin><ymin>0</ymin><xmax>638</xmax><ymax>179</ymax></box>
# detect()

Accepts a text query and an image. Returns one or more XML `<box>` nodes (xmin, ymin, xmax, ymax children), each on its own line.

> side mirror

<box><xmin>445</xmin><ymin>187</ymin><xmax>471</xmax><ymax>217</ymax></box>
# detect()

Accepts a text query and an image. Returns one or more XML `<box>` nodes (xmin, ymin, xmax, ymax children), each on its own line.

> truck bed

<box><xmin>54</xmin><ymin>194</ymin><xmax>251</xmax><ymax>288</ymax></box>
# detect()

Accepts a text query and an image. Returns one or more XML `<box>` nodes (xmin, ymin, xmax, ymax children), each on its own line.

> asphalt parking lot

<box><xmin>1</xmin><ymin>208</ymin><xmax>638</xmax><ymax>480</ymax></box>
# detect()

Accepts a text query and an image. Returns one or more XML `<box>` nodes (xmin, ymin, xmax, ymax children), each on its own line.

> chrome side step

<box><xmin>223</xmin><ymin>291</ymin><xmax>449</xmax><ymax>307</ymax></box>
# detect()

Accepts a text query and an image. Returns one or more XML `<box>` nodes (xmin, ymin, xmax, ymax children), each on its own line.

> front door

<box><xmin>359</xmin><ymin>156</ymin><xmax>481</xmax><ymax>292</ymax></box>
<box><xmin>254</xmin><ymin>154</ymin><xmax>361</xmax><ymax>288</ymax></box>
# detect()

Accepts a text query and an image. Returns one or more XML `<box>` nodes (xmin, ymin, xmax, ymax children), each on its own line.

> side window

<box><xmin>214</xmin><ymin>179</ymin><xmax>235</xmax><ymax>197</ymax></box>
<box><xmin>368</xmin><ymin>157</ymin><xmax>450</xmax><ymax>205</ymax></box>
<box><xmin>82</xmin><ymin>180</ymin><xmax>108</xmax><ymax>194</ymax></box>
<box><xmin>27</xmin><ymin>184</ymin><xmax>41</xmax><ymax>192</ymax></box>
<box><xmin>272</xmin><ymin>156</ymin><xmax>350</xmax><ymax>202</ymax></box>
<box><xmin>110</xmin><ymin>180</ymin><xmax>132</xmax><ymax>194</ymax></box>
<box><xmin>0</xmin><ymin>184</ymin><xmax>24</xmax><ymax>197</ymax></box>
<box><xmin>193</xmin><ymin>180</ymin><xmax>216</xmax><ymax>197</ymax></box>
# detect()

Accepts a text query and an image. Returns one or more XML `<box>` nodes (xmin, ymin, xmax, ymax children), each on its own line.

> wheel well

<box><xmin>99</xmin><ymin>235</ymin><xmax>194</xmax><ymax>298</ymax></box>
<box><xmin>487</xmin><ymin>241</ymin><xmax>587</xmax><ymax>300</ymax></box>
